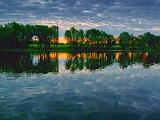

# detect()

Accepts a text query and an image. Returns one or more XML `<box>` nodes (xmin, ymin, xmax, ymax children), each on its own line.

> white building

<box><xmin>32</xmin><ymin>35</ymin><xmax>39</xmax><ymax>42</ymax></box>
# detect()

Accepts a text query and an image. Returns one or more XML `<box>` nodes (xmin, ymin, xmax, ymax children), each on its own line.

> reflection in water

<box><xmin>65</xmin><ymin>52</ymin><xmax>114</xmax><ymax>71</ymax></box>
<box><xmin>0</xmin><ymin>52</ymin><xmax>160</xmax><ymax>73</ymax></box>
<box><xmin>47</xmin><ymin>52</ymin><xmax>157</xmax><ymax>70</ymax></box>
<box><xmin>0</xmin><ymin>52</ymin><xmax>59</xmax><ymax>73</ymax></box>
<box><xmin>1</xmin><ymin>52</ymin><xmax>160</xmax><ymax>120</ymax></box>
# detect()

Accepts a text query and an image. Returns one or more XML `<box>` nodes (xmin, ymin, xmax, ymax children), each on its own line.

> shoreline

<box><xmin>0</xmin><ymin>49</ymin><xmax>160</xmax><ymax>52</ymax></box>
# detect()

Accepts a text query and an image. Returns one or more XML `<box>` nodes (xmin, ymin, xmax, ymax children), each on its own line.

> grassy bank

<box><xmin>27</xmin><ymin>43</ymin><xmax>160</xmax><ymax>52</ymax></box>
<box><xmin>28</xmin><ymin>44</ymin><xmax>71</xmax><ymax>52</ymax></box>
<box><xmin>1</xmin><ymin>43</ymin><xmax>160</xmax><ymax>52</ymax></box>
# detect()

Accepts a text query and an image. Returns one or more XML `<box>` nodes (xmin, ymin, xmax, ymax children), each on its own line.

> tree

<box><xmin>141</xmin><ymin>32</ymin><xmax>156</xmax><ymax>49</ymax></box>
<box><xmin>64</xmin><ymin>27</ymin><xmax>82</xmax><ymax>50</ymax></box>
<box><xmin>77</xmin><ymin>29</ymin><xmax>85</xmax><ymax>45</ymax></box>
<box><xmin>119</xmin><ymin>32</ymin><xmax>134</xmax><ymax>49</ymax></box>
<box><xmin>85</xmin><ymin>29</ymin><xmax>103</xmax><ymax>46</ymax></box>
<box><xmin>0</xmin><ymin>22</ymin><xmax>59</xmax><ymax>50</ymax></box>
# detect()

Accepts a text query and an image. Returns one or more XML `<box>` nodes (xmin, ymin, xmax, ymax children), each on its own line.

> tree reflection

<box><xmin>0</xmin><ymin>52</ymin><xmax>160</xmax><ymax>73</ymax></box>
<box><xmin>32</xmin><ymin>53</ymin><xmax>59</xmax><ymax>73</ymax></box>
<box><xmin>141</xmin><ymin>52</ymin><xmax>160</xmax><ymax>68</ymax></box>
<box><xmin>85</xmin><ymin>52</ymin><xmax>114</xmax><ymax>70</ymax></box>
<box><xmin>65</xmin><ymin>52</ymin><xmax>160</xmax><ymax>72</ymax></box>
<box><xmin>0</xmin><ymin>52</ymin><xmax>59</xmax><ymax>73</ymax></box>
<box><xmin>0</xmin><ymin>52</ymin><xmax>33</xmax><ymax>73</ymax></box>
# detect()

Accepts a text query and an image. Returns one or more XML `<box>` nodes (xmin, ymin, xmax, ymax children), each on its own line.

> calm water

<box><xmin>0</xmin><ymin>51</ymin><xmax>160</xmax><ymax>120</ymax></box>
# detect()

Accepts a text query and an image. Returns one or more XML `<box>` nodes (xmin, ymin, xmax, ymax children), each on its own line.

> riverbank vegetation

<box><xmin>64</xmin><ymin>27</ymin><xmax>160</xmax><ymax>51</ymax></box>
<box><xmin>0</xmin><ymin>22</ymin><xmax>58</xmax><ymax>50</ymax></box>
<box><xmin>0</xmin><ymin>22</ymin><xmax>160</xmax><ymax>51</ymax></box>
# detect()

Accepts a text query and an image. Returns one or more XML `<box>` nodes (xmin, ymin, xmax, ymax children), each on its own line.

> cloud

<box><xmin>0</xmin><ymin>0</ymin><xmax>160</xmax><ymax>35</ymax></box>
<box><xmin>82</xmin><ymin>10</ymin><xmax>93</xmax><ymax>13</ymax></box>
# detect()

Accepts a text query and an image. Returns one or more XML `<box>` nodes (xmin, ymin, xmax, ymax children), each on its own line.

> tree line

<box><xmin>64</xmin><ymin>27</ymin><xmax>160</xmax><ymax>50</ymax></box>
<box><xmin>0</xmin><ymin>22</ymin><xmax>160</xmax><ymax>50</ymax></box>
<box><xmin>0</xmin><ymin>22</ymin><xmax>59</xmax><ymax>50</ymax></box>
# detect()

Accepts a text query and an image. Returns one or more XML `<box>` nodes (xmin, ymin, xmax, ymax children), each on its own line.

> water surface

<box><xmin>0</xmin><ymin>51</ymin><xmax>160</xmax><ymax>120</ymax></box>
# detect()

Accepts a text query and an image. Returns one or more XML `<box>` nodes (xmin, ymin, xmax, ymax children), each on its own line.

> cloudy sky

<box><xmin>0</xmin><ymin>0</ymin><xmax>160</xmax><ymax>36</ymax></box>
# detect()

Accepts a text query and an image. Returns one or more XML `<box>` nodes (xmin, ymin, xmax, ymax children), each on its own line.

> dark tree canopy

<box><xmin>0</xmin><ymin>22</ymin><xmax>160</xmax><ymax>51</ymax></box>
<box><xmin>0</xmin><ymin>22</ymin><xmax>59</xmax><ymax>50</ymax></box>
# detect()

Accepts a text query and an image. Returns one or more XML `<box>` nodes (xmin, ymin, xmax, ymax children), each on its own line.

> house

<box><xmin>32</xmin><ymin>35</ymin><xmax>39</xmax><ymax>42</ymax></box>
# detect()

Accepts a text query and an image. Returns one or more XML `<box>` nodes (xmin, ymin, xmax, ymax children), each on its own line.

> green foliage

<box><xmin>0</xmin><ymin>22</ymin><xmax>160</xmax><ymax>51</ymax></box>
<box><xmin>135</xmin><ymin>32</ymin><xmax>160</xmax><ymax>50</ymax></box>
<box><xmin>85</xmin><ymin>29</ymin><xmax>102</xmax><ymax>44</ymax></box>
<box><xmin>64</xmin><ymin>27</ymin><xmax>83</xmax><ymax>46</ymax></box>
<box><xmin>119</xmin><ymin>32</ymin><xmax>134</xmax><ymax>49</ymax></box>
<box><xmin>0</xmin><ymin>22</ymin><xmax>59</xmax><ymax>50</ymax></box>
<box><xmin>65</xmin><ymin>28</ymin><xmax>114</xmax><ymax>50</ymax></box>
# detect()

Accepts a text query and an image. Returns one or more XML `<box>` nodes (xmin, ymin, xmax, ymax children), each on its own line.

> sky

<box><xmin>0</xmin><ymin>0</ymin><xmax>160</xmax><ymax>36</ymax></box>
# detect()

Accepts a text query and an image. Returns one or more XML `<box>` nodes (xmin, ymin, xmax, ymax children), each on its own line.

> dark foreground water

<box><xmin>0</xmin><ymin>51</ymin><xmax>160</xmax><ymax>120</ymax></box>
